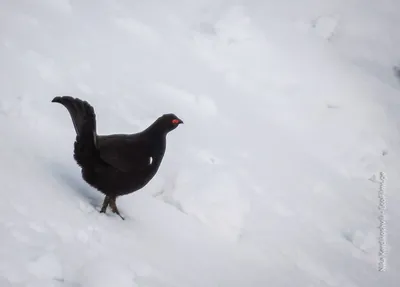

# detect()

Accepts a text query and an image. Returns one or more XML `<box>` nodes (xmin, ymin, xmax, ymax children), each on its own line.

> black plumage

<box><xmin>52</xmin><ymin>96</ymin><xmax>183</xmax><ymax>219</ymax></box>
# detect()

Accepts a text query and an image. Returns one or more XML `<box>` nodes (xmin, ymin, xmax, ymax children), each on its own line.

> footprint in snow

<box><xmin>342</xmin><ymin>229</ymin><xmax>377</xmax><ymax>252</ymax></box>
<box><xmin>195</xmin><ymin>149</ymin><xmax>222</xmax><ymax>165</ymax></box>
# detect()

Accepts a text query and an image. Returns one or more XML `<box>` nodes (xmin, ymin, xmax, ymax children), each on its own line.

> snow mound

<box><xmin>1</xmin><ymin>0</ymin><xmax>400</xmax><ymax>286</ymax></box>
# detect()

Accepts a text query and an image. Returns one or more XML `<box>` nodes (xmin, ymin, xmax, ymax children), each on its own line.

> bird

<box><xmin>51</xmin><ymin>96</ymin><xmax>183</xmax><ymax>220</ymax></box>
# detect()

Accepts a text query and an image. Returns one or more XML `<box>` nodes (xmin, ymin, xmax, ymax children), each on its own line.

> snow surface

<box><xmin>1</xmin><ymin>0</ymin><xmax>400</xmax><ymax>286</ymax></box>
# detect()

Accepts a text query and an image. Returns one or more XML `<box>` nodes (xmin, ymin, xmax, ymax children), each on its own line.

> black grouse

<box><xmin>52</xmin><ymin>96</ymin><xmax>183</xmax><ymax>220</ymax></box>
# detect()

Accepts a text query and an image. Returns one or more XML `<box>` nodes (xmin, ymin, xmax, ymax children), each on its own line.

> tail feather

<box><xmin>52</xmin><ymin>96</ymin><xmax>102</xmax><ymax>169</ymax></box>
<box><xmin>52</xmin><ymin>96</ymin><xmax>97</xmax><ymax>136</ymax></box>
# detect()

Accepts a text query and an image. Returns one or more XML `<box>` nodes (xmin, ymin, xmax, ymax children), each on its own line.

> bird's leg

<box><xmin>100</xmin><ymin>196</ymin><xmax>110</xmax><ymax>213</ymax></box>
<box><xmin>109</xmin><ymin>196</ymin><xmax>125</xmax><ymax>220</ymax></box>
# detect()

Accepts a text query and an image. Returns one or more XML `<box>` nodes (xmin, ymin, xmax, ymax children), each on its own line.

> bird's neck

<box><xmin>142</xmin><ymin>124</ymin><xmax>167</xmax><ymax>154</ymax></box>
<box><xmin>144</xmin><ymin>120</ymin><xmax>168</xmax><ymax>137</ymax></box>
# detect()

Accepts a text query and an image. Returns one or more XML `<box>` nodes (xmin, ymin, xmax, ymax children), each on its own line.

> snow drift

<box><xmin>1</xmin><ymin>0</ymin><xmax>400</xmax><ymax>286</ymax></box>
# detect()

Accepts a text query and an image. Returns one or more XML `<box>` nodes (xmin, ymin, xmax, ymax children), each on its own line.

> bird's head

<box><xmin>155</xmin><ymin>113</ymin><xmax>184</xmax><ymax>133</ymax></box>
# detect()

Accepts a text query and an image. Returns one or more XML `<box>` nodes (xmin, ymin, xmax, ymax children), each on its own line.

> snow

<box><xmin>1</xmin><ymin>0</ymin><xmax>400</xmax><ymax>286</ymax></box>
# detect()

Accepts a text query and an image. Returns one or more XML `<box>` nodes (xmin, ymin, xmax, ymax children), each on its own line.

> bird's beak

<box><xmin>178</xmin><ymin>118</ymin><xmax>184</xmax><ymax>124</ymax></box>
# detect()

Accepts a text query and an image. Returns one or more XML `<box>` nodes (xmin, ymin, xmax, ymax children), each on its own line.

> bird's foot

<box><xmin>99</xmin><ymin>196</ymin><xmax>110</xmax><ymax>213</ymax></box>
<box><xmin>112</xmin><ymin>208</ymin><xmax>125</xmax><ymax>220</ymax></box>
<box><xmin>110</xmin><ymin>197</ymin><xmax>125</xmax><ymax>220</ymax></box>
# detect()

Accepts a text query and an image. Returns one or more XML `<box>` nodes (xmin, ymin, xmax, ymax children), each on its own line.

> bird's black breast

<box><xmin>81</xmin><ymin>133</ymin><xmax>166</xmax><ymax>196</ymax></box>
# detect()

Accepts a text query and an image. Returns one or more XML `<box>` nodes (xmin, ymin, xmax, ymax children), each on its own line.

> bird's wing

<box><xmin>97</xmin><ymin>135</ymin><xmax>153</xmax><ymax>173</ymax></box>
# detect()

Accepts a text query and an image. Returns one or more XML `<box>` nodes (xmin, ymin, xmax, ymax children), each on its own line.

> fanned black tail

<box><xmin>52</xmin><ymin>96</ymin><xmax>101</xmax><ymax>169</ymax></box>
<box><xmin>52</xmin><ymin>96</ymin><xmax>97</xmax><ymax>137</ymax></box>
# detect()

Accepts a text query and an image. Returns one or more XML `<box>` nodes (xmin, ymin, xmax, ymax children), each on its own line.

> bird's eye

<box><xmin>172</xmin><ymin>119</ymin><xmax>179</xmax><ymax>124</ymax></box>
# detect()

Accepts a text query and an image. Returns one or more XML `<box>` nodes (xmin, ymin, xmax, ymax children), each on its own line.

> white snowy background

<box><xmin>1</xmin><ymin>0</ymin><xmax>400</xmax><ymax>286</ymax></box>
